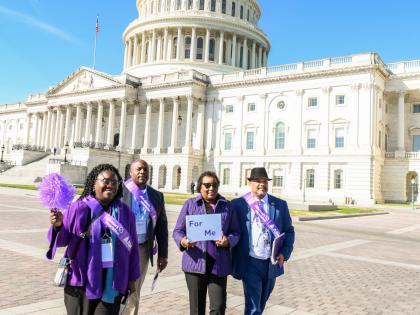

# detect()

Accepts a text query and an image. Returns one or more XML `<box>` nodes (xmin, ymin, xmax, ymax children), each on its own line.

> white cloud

<box><xmin>0</xmin><ymin>4</ymin><xmax>82</xmax><ymax>45</ymax></box>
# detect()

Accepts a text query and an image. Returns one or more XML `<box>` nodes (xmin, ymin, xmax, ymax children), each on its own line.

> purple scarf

<box><xmin>124</xmin><ymin>179</ymin><xmax>158</xmax><ymax>254</ymax></box>
<box><xmin>243</xmin><ymin>192</ymin><xmax>281</xmax><ymax>238</ymax></box>
<box><xmin>82</xmin><ymin>196</ymin><xmax>133</xmax><ymax>299</ymax></box>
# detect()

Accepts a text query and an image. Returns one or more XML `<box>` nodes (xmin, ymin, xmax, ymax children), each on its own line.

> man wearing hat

<box><xmin>231</xmin><ymin>167</ymin><xmax>295</xmax><ymax>315</ymax></box>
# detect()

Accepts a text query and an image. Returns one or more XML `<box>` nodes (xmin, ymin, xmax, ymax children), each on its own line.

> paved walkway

<box><xmin>1</xmin><ymin>188</ymin><xmax>420</xmax><ymax>314</ymax></box>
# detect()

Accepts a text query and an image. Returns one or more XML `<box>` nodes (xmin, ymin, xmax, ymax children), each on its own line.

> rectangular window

<box><xmin>306</xmin><ymin>169</ymin><xmax>315</xmax><ymax>188</ymax></box>
<box><xmin>273</xmin><ymin>169</ymin><xmax>284</xmax><ymax>188</ymax></box>
<box><xmin>210</xmin><ymin>0</ymin><xmax>216</xmax><ymax>11</ymax></box>
<box><xmin>246</xmin><ymin>131</ymin><xmax>255</xmax><ymax>150</ymax></box>
<box><xmin>243</xmin><ymin>168</ymin><xmax>252</xmax><ymax>186</ymax></box>
<box><xmin>413</xmin><ymin>104</ymin><xmax>420</xmax><ymax>113</ymax></box>
<box><xmin>240</xmin><ymin>5</ymin><xmax>243</xmax><ymax>19</ymax></box>
<box><xmin>334</xmin><ymin>170</ymin><xmax>343</xmax><ymax>189</ymax></box>
<box><xmin>336</xmin><ymin>95</ymin><xmax>345</xmax><ymax>106</ymax></box>
<box><xmin>413</xmin><ymin>135</ymin><xmax>420</xmax><ymax>151</ymax></box>
<box><xmin>221</xmin><ymin>0</ymin><xmax>226</xmax><ymax>13</ymax></box>
<box><xmin>335</xmin><ymin>127</ymin><xmax>345</xmax><ymax>148</ymax></box>
<box><xmin>223</xmin><ymin>168</ymin><xmax>230</xmax><ymax>185</ymax></box>
<box><xmin>308</xmin><ymin>97</ymin><xmax>318</xmax><ymax>108</ymax></box>
<box><xmin>224</xmin><ymin>133</ymin><xmax>232</xmax><ymax>150</ymax></box>
<box><xmin>231</xmin><ymin>2</ymin><xmax>236</xmax><ymax>16</ymax></box>
<box><xmin>307</xmin><ymin>129</ymin><xmax>316</xmax><ymax>148</ymax></box>
<box><xmin>247</xmin><ymin>103</ymin><xmax>256</xmax><ymax>112</ymax></box>
<box><xmin>225</xmin><ymin>105</ymin><xmax>234</xmax><ymax>113</ymax></box>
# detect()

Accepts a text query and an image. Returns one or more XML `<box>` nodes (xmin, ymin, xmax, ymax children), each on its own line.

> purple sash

<box><xmin>83</xmin><ymin>196</ymin><xmax>133</xmax><ymax>253</ymax></box>
<box><xmin>123</xmin><ymin>179</ymin><xmax>158</xmax><ymax>254</ymax></box>
<box><xmin>243</xmin><ymin>192</ymin><xmax>281</xmax><ymax>238</ymax></box>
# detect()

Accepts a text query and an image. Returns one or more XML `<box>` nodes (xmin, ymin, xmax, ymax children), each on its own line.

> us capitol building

<box><xmin>0</xmin><ymin>0</ymin><xmax>419</xmax><ymax>204</ymax></box>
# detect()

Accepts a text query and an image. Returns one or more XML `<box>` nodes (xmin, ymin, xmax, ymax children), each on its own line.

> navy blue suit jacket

<box><xmin>231</xmin><ymin>194</ymin><xmax>295</xmax><ymax>280</ymax></box>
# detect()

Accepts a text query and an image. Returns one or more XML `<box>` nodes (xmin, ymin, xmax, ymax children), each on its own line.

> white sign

<box><xmin>186</xmin><ymin>213</ymin><xmax>222</xmax><ymax>241</ymax></box>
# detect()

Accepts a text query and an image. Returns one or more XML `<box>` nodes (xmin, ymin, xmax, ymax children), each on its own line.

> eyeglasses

<box><xmin>202</xmin><ymin>182</ymin><xmax>219</xmax><ymax>189</ymax></box>
<box><xmin>97</xmin><ymin>178</ymin><xmax>120</xmax><ymax>186</ymax></box>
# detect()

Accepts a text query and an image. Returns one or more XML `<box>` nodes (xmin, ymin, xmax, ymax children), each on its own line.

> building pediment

<box><xmin>47</xmin><ymin>67</ymin><xmax>123</xmax><ymax>96</ymax></box>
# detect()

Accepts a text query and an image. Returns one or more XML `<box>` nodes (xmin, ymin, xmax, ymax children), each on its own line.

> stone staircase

<box><xmin>0</xmin><ymin>154</ymin><xmax>53</xmax><ymax>185</ymax></box>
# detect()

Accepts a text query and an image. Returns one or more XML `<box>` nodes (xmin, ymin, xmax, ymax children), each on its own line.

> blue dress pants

<box><xmin>242</xmin><ymin>257</ymin><xmax>276</xmax><ymax>315</ymax></box>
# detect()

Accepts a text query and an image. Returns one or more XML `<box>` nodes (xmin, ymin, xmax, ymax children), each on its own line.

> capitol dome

<box><xmin>122</xmin><ymin>0</ymin><xmax>270</xmax><ymax>76</ymax></box>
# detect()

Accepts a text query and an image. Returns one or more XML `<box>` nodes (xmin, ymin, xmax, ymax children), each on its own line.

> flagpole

<box><xmin>93</xmin><ymin>15</ymin><xmax>99</xmax><ymax>69</ymax></box>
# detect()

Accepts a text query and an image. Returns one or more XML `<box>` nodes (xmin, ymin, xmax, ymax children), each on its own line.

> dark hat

<box><xmin>248</xmin><ymin>167</ymin><xmax>272</xmax><ymax>181</ymax></box>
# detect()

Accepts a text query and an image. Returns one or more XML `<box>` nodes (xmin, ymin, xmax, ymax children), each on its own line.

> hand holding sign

<box><xmin>215</xmin><ymin>235</ymin><xmax>230</xmax><ymax>248</ymax></box>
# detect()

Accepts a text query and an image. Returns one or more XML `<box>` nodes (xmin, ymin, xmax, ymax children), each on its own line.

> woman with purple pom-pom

<box><xmin>46</xmin><ymin>164</ymin><xmax>140</xmax><ymax>315</ymax></box>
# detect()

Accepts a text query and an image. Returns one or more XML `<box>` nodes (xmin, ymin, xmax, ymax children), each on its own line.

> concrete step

<box><xmin>0</xmin><ymin>155</ymin><xmax>55</xmax><ymax>184</ymax></box>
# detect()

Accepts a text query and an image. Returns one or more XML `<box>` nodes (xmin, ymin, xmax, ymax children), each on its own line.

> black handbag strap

<box><xmin>67</xmin><ymin>209</ymin><xmax>104</xmax><ymax>261</ymax></box>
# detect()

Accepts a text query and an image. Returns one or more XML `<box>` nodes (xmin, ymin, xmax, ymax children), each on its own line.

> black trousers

<box><xmin>64</xmin><ymin>285</ymin><xmax>122</xmax><ymax>315</ymax></box>
<box><xmin>185</xmin><ymin>272</ymin><xmax>227</xmax><ymax>315</ymax></box>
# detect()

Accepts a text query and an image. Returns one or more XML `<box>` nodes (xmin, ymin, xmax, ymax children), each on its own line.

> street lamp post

<box><xmin>411</xmin><ymin>178</ymin><xmax>416</xmax><ymax>211</ymax></box>
<box><xmin>64</xmin><ymin>142</ymin><xmax>69</xmax><ymax>163</ymax></box>
<box><xmin>0</xmin><ymin>144</ymin><xmax>4</xmax><ymax>163</ymax></box>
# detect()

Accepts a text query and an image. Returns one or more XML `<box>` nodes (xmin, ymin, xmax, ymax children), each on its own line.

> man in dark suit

<box><xmin>231</xmin><ymin>167</ymin><xmax>295</xmax><ymax>315</ymax></box>
<box><xmin>122</xmin><ymin>159</ymin><xmax>168</xmax><ymax>315</ymax></box>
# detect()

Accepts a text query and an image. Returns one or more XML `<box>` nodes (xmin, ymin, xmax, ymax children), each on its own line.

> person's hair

<box><xmin>196</xmin><ymin>171</ymin><xmax>220</xmax><ymax>192</ymax></box>
<box><xmin>79</xmin><ymin>164</ymin><xmax>123</xmax><ymax>199</ymax></box>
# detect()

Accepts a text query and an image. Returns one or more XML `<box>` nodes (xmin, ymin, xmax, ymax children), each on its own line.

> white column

<box><xmin>32</xmin><ymin>114</ymin><xmax>39</xmax><ymax>146</ymax></box>
<box><xmin>140</xmin><ymin>32</ymin><xmax>146</xmax><ymax>64</ymax></box>
<box><xmin>123</xmin><ymin>41</ymin><xmax>129</xmax><ymax>69</ymax></box>
<box><xmin>169</xmin><ymin>97</ymin><xmax>179</xmax><ymax>153</ymax></box>
<box><xmin>155</xmin><ymin>98</ymin><xmax>165</xmax><ymax>151</ymax></box>
<box><xmin>243</xmin><ymin>37</ymin><xmax>248</xmax><ymax>69</ymax></box>
<box><xmin>218</xmin><ymin>31</ymin><xmax>224</xmax><ymax>64</ymax></box>
<box><xmin>58</xmin><ymin>109</ymin><xmax>65</xmax><ymax>147</ymax></box>
<box><xmin>40</xmin><ymin>112</ymin><xmax>47</xmax><ymax>147</ymax></box>
<box><xmin>127</xmin><ymin>38</ymin><xmax>133</xmax><ymax>67</ymax></box>
<box><xmin>64</xmin><ymin>106</ymin><xmax>72</xmax><ymax>146</ymax></box>
<box><xmin>231</xmin><ymin>34</ymin><xmax>237</xmax><ymax>67</ymax></box>
<box><xmin>53</xmin><ymin>109</ymin><xmax>60</xmax><ymax>147</ymax></box>
<box><xmin>151</xmin><ymin>29</ymin><xmax>157</xmax><ymax>62</ymax></box>
<box><xmin>258</xmin><ymin>45</ymin><xmax>263</xmax><ymax>68</ymax></box>
<box><xmin>106</xmin><ymin>100</ymin><xmax>116</xmax><ymax>147</ymax></box>
<box><xmin>95</xmin><ymin>101</ymin><xmax>104</xmax><ymax>144</ymax></box>
<box><xmin>74</xmin><ymin>104</ymin><xmax>82</xmax><ymax>143</ymax></box>
<box><xmin>163</xmin><ymin>28</ymin><xmax>169</xmax><ymax>62</ymax></box>
<box><xmin>196</xmin><ymin>102</ymin><xmax>205</xmax><ymax>152</ymax></box>
<box><xmin>141</xmin><ymin>100</ymin><xmax>152</xmax><ymax>153</ymax></box>
<box><xmin>44</xmin><ymin>109</ymin><xmax>52</xmax><ymax>148</ymax></box>
<box><xmin>119</xmin><ymin>99</ymin><xmax>127</xmax><ymax>150</ymax></box>
<box><xmin>131</xmin><ymin>102</ymin><xmax>140</xmax><ymax>150</ymax></box>
<box><xmin>156</xmin><ymin>36</ymin><xmax>162</xmax><ymax>62</ymax></box>
<box><xmin>176</xmin><ymin>27</ymin><xmax>182</xmax><ymax>61</ymax></box>
<box><xmin>190</xmin><ymin>27</ymin><xmax>196</xmax><ymax>62</ymax></box>
<box><xmin>204</xmin><ymin>28</ymin><xmax>210</xmax><ymax>63</ymax></box>
<box><xmin>397</xmin><ymin>91</ymin><xmax>406</xmax><ymax>152</ymax></box>
<box><xmin>263</xmin><ymin>49</ymin><xmax>268</xmax><ymax>67</ymax></box>
<box><xmin>84</xmin><ymin>102</ymin><xmax>93</xmax><ymax>142</ymax></box>
<box><xmin>251</xmin><ymin>41</ymin><xmax>256</xmax><ymax>69</ymax></box>
<box><xmin>133</xmin><ymin>35</ymin><xmax>139</xmax><ymax>65</ymax></box>
<box><xmin>24</xmin><ymin>113</ymin><xmax>32</xmax><ymax>144</ymax></box>
<box><xmin>49</xmin><ymin>110</ymin><xmax>57</xmax><ymax>148</ymax></box>
<box><xmin>183</xmin><ymin>95</ymin><xmax>193</xmax><ymax>153</ymax></box>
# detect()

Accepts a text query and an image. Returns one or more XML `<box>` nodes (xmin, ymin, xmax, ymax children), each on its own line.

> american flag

<box><xmin>96</xmin><ymin>16</ymin><xmax>99</xmax><ymax>33</ymax></box>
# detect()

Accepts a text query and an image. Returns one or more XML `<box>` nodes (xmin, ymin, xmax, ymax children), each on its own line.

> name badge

<box><xmin>101</xmin><ymin>238</ymin><xmax>113</xmax><ymax>268</ymax></box>
<box><xmin>136</xmin><ymin>217</ymin><xmax>147</xmax><ymax>235</ymax></box>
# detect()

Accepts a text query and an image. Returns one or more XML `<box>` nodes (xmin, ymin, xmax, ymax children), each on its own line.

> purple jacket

<box><xmin>173</xmin><ymin>195</ymin><xmax>240</xmax><ymax>277</ymax></box>
<box><xmin>46</xmin><ymin>198</ymin><xmax>140</xmax><ymax>299</ymax></box>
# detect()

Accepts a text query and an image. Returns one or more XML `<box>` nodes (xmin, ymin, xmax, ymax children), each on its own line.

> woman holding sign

<box><xmin>47</xmin><ymin>164</ymin><xmax>140</xmax><ymax>315</ymax></box>
<box><xmin>173</xmin><ymin>171</ymin><xmax>240</xmax><ymax>315</ymax></box>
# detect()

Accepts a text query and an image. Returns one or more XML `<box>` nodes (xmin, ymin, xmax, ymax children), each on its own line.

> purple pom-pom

<box><xmin>38</xmin><ymin>173</ymin><xmax>76</xmax><ymax>210</ymax></box>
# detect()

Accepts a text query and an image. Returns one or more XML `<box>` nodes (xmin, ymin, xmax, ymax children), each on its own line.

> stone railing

<box><xmin>385</xmin><ymin>152</ymin><xmax>420</xmax><ymax>159</ymax></box>
<box><xmin>12</xmin><ymin>144</ymin><xmax>46</xmax><ymax>152</ymax></box>
<box><xmin>141</xmin><ymin>69</ymin><xmax>209</xmax><ymax>87</ymax></box>
<box><xmin>73</xmin><ymin>142</ymin><xmax>116</xmax><ymax>151</ymax></box>
<box><xmin>386</xmin><ymin>60</ymin><xmax>420</xmax><ymax>74</ymax></box>
<box><xmin>0</xmin><ymin>160</ymin><xmax>15</xmax><ymax>173</ymax></box>
<box><xmin>49</xmin><ymin>158</ymin><xmax>72</xmax><ymax>165</ymax></box>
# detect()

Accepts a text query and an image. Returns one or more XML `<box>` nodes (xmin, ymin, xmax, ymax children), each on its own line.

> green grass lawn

<box><xmin>290</xmin><ymin>207</ymin><xmax>382</xmax><ymax>217</ymax></box>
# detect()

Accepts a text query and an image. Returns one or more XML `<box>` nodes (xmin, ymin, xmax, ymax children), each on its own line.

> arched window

<box><xmin>176</xmin><ymin>0</ymin><xmax>182</xmax><ymax>10</ymax></box>
<box><xmin>199</xmin><ymin>0</ymin><xmax>205</xmax><ymax>10</ymax></box>
<box><xmin>240</xmin><ymin>5</ymin><xmax>244</xmax><ymax>19</ymax></box>
<box><xmin>239</xmin><ymin>45</ymin><xmax>243</xmax><ymax>68</ymax></box>
<box><xmin>172</xmin><ymin>37</ymin><xmax>178</xmax><ymax>58</ymax></box>
<box><xmin>231</xmin><ymin>2</ymin><xmax>236</xmax><ymax>16</ymax></box>
<box><xmin>188</xmin><ymin>0</ymin><xmax>193</xmax><ymax>10</ymax></box>
<box><xmin>209</xmin><ymin>38</ymin><xmax>215</xmax><ymax>62</ymax></box>
<box><xmin>247</xmin><ymin>48</ymin><xmax>251</xmax><ymax>69</ymax></box>
<box><xmin>275</xmin><ymin>122</ymin><xmax>285</xmax><ymax>149</ymax></box>
<box><xmin>222</xmin><ymin>0</ymin><xmax>226</xmax><ymax>13</ymax></box>
<box><xmin>247</xmin><ymin>9</ymin><xmax>250</xmax><ymax>21</ymax></box>
<box><xmin>222</xmin><ymin>40</ymin><xmax>227</xmax><ymax>63</ymax></box>
<box><xmin>184</xmin><ymin>36</ymin><xmax>191</xmax><ymax>59</ymax></box>
<box><xmin>210</xmin><ymin>0</ymin><xmax>216</xmax><ymax>11</ymax></box>
<box><xmin>196</xmin><ymin>37</ymin><xmax>204</xmax><ymax>60</ymax></box>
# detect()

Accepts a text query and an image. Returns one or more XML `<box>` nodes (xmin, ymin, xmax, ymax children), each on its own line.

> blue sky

<box><xmin>1</xmin><ymin>0</ymin><xmax>420</xmax><ymax>104</ymax></box>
